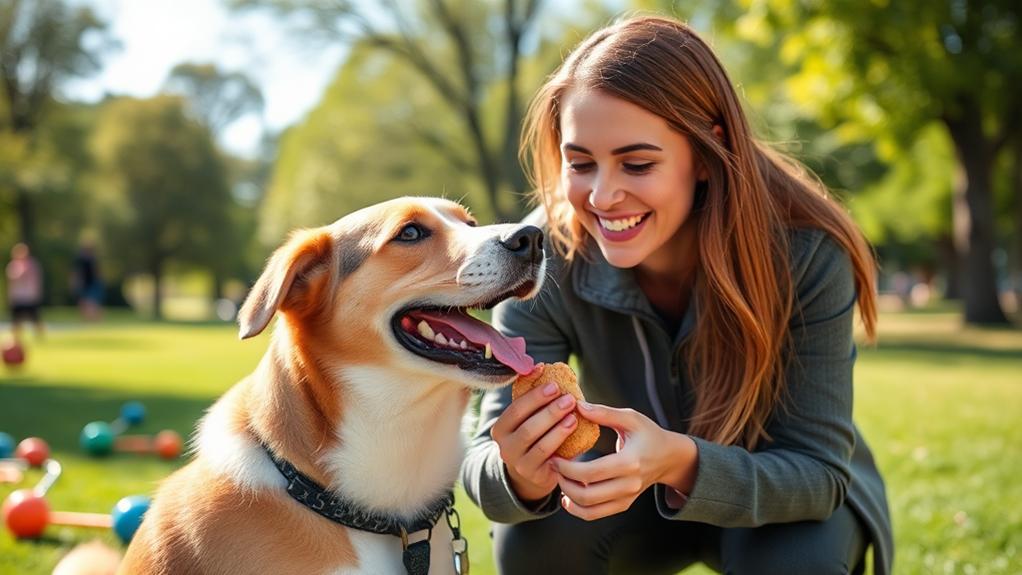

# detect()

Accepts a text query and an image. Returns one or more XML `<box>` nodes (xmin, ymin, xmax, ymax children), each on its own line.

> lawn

<box><xmin>0</xmin><ymin>307</ymin><xmax>1019</xmax><ymax>574</ymax></box>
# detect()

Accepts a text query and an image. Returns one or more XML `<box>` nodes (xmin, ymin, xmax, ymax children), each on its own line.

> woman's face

<box><xmin>559</xmin><ymin>88</ymin><xmax>703</xmax><ymax>272</ymax></box>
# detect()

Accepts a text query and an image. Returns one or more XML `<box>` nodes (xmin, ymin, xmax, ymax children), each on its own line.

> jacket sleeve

<box><xmin>656</xmin><ymin>232</ymin><xmax>859</xmax><ymax>526</ymax></box>
<box><xmin>460</xmin><ymin>285</ymin><xmax>572</xmax><ymax>524</ymax></box>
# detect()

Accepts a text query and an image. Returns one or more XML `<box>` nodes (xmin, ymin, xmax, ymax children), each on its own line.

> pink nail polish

<box><xmin>543</xmin><ymin>383</ymin><xmax>558</xmax><ymax>396</ymax></box>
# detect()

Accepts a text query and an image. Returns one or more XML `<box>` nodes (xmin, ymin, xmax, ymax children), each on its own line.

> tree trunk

<box><xmin>211</xmin><ymin>271</ymin><xmax>224</xmax><ymax>302</ymax></box>
<box><xmin>1014</xmin><ymin>140</ymin><xmax>1022</xmax><ymax>313</ymax></box>
<box><xmin>151</xmin><ymin>257</ymin><xmax>164</xmax><ymax>320</ymax></box>
<box><xmin>944</xmin><ymin>98</ymin><xmax>1009</xmax><ymax>325</ymax></box>
<box><xmin>15</xmin><ymin>187</ymin><xmax>35</xmax><ymax>247</ymax></box>
<box><xmin>938</xmin><ymin>234</ymin><xmax>962</xmax><ymax>300</ymax></box>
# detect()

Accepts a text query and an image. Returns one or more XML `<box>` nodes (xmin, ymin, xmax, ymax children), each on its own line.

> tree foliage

<box><xmin>0</xmin><ymin>0</ymin><xmax>110</xmax><ymax>245</ymax></box>
<box><xmin>231</xmin><ymin>0</ymin><xmax>548</xmax><ymax>221</ymax></box>
<box><xmin>759</xmin><ymin>0</ymin><xmax>1019</xmax><ymax>323</ymax></box>
<box><xmin>163</xmin><ymin>62</ymin><xmax>265</xmax><ymax>136</ymax></box>
<box><xmin>90</xmin><ymin>96</ymin><xmax>232</xmax><ymax>318</ymax></box>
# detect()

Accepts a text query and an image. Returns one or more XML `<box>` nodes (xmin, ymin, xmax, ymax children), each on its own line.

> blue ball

<box><xmin>111</xmin><ymin>495</ymin><xmax>151</xmax><ymax>544</ymax></box>
<box><xmin>120</xmin><ymin>402</ymin><xmax>146</xmax><ymax>426</ymax></box>
<box><xmin>0</xmin><ymin>432</ymin><xmax>14</xmax><ymax>459</ymax></box>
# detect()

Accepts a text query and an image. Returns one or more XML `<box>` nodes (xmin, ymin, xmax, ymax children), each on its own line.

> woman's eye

<box><xmin>567</xmin><ymin>161</ymin><xmax>595</xmax><ymax>173</ymax></box>
<box><xmin>395</xmin><ymin>223</ymin><xmax>427</xmax><ymax>242</ymax></box>
<box><xmin>623</xmin><ymin>162</ymin><xmax>654</xmax><ymax>174</ymax></box>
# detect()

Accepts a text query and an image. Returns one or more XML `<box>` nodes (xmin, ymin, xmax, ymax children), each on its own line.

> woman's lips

<box><xmin>594</xmin><ymin>212</ymin><xmax>650</xmax><ymax>242</ymax></box>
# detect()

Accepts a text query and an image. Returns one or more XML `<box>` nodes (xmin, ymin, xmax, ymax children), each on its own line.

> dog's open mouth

<box><xmin>391</xmin><ymin>282</ymin><xmax>537</xmax><ymax>376</ymax></box>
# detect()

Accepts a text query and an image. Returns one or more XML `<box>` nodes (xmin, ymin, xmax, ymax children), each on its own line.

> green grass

<box><xmin>1</xmin><ymin>307</ymin><xmax>1019</xmax><ymax>574</ymax></box>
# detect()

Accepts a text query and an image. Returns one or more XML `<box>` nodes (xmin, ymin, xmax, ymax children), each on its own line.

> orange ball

<box><xmin>14</xmin><ymin>437</ymin><xmax>49</xmax><ymax>468</ymax></box>
<box><xmin>2</xmin><ymin>489</ymin><xmax>49</xmax><ymax>538</ymax></box>
<box><xmin>153</xmin><ymin>430</ymin><xmax>182</xmax><ymax>460</ymax></box>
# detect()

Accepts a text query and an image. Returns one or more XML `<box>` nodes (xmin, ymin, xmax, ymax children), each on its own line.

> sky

<box><xmin>64</xmin><ymin>0</ymin><xmax>350</xmax><ymax>158</ymax></box>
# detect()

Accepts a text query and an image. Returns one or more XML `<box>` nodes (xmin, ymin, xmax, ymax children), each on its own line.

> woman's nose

<box><xmin>588</xmin><ymin>175</ymin><xmax>625</xmax><ymax>211</ymax></box>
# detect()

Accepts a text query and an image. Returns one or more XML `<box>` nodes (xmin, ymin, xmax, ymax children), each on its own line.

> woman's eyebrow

<box><xmin>562</xmin><ymin>142</ymin><xmax>663</xmax><ymax>155</ymax></box>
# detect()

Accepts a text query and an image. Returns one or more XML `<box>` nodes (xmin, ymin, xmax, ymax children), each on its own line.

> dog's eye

<box><xmin>394</xmin><ymin>223</ymin><xmax>428</xmax><ymax>243</ymax></box>
<box><xmin>466</xmin><ymin>219</ymin><xmax>478</xmax><ymax>227</ymax></box>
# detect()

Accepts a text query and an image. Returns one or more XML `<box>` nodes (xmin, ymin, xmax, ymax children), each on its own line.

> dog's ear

<box><xmin>238</xmin><ymin>229</ymin><xmax>334</xmax><ymax>339</ymax></box>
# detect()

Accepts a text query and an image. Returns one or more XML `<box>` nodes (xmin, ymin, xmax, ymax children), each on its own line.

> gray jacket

<box><xmin>461</xmin><ymin>225</ymin><xmax>893</xmax><ymax>575</ymax></box>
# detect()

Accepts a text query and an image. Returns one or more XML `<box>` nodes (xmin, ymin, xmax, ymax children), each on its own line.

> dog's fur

<box><xmin>53</xmin><ymin>198</ymin><xmax>544</xmax><ymax>575</ymax></box>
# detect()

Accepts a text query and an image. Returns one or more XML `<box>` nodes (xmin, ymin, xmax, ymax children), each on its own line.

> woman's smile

<box><xmin>595</xmin><ymin>212</ymin><xmax>651</xmax><ymax>241</ymax></box>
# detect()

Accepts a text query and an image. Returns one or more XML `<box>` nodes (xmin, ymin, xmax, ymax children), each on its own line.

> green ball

<box><xmin>81</xmin><ymin>421</ymin><xmax>114</xmax><ymax>455</ymax></box>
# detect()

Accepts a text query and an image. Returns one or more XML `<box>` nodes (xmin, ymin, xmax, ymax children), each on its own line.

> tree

<box><xmin>231</xmin><ymin>0</ymin><xmax>546</xmax><ymax>222</ymax></box>
<box><xmin>163</xmin><ymin>62</ymin><xmax>265</xmax><ymax>300</ymax></box>
<box><xmin>90</xmin><ymin>96</ymin><xmax>232</xmax><ymax>319</ymax></box>
<box><xmin>258</xmin><ymin>40</ymin><xmax>486</xmax><ymax>244</ymax></box>
<box><xmin>163</xmin><ymin>62</ymin><xmax>265</xmax><ymax>136</ymax></box>
<box><xmin>742</xmin><ymin>0</ymin><xmax>1019</xmax><ymax>324</ymax></box>
<box><xmin>0</xmin><ymin>0</ymin><xmax>109</xmax><ymax>246</ymax></box>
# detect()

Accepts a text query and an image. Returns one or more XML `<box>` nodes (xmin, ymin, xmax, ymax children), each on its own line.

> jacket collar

<box><xmin>571</xmin><ymin>239</ymin><xmax>697</xmax><ymax>343</ymax></box>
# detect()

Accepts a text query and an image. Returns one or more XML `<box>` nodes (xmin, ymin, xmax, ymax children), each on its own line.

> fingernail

<box><xmin>543</xmin><ymin>383</ymin><xmax>558</xmax><ymax>396</ymax></box>
<box><xmin>562</xmin><ymin>414</ymin><xmax>576</xmax><ymax>427</ymax></box>
<box><xmin>557</xmin><ymin>395</ymin><xmax>574</xmax><ymax>409</ymax></box>
<box><xmin>579</xmin><ymin>401</ymin><xmax>593</xmax><ymax>411</ymax></box>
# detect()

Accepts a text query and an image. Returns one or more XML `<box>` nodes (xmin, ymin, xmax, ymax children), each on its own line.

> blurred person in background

<box><xmin>71</xmin><ymin>240</ymin><xmax>103</xmax><ymax>321</ymax></box>
<box><xmin>5</xmin><ymin>242</ymin><xmax>45</xmax><ymax>340</ymax></box>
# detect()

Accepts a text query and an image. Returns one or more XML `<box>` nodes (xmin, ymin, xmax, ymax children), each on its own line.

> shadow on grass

<box><xmin>0</xmin><ymin>382</ymin><xmax>215</xmax><ymax>453</ymax></box>
<box><xmin>869</xmin><ymin>341</ymin><xmax>1022</xmax><ymax>361</ymax></box>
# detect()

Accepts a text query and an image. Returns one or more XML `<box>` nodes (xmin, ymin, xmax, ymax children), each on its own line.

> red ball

<box><xmin>15</xmin><ymin>437</ymin><xmax>49</xmax><ymax>468</ymax></box>
<box><xmin>1</xmin><ymin>341</ymin><xmax>24</xmax><ymax>367</ymax></box>
<box><xmin>2</xmin><ymin>489</ymin><xmax>49</xmax><ymax>538</ymax></box>
<box><xmin>154</xmin><ymin>430</ymin><xmax>182</xmax><ymax>460</ymax></box>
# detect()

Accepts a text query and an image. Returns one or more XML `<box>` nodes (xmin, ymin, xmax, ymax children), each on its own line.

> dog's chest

<box><xmin>333</xmin><ymin>521</ymin><xmax>457</xmax><ymax>575</ymax></box>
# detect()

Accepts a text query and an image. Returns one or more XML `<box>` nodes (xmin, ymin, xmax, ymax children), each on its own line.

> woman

<box><xmin>461</xmin><ymin>15</ymin><xmax>892</xmax><ymax>575</ymax></box>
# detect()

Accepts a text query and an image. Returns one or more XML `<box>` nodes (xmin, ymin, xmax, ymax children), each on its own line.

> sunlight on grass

<box><xmin>1</xmin><ymin>308</ymin><xmax>1019</xmax><ymax>574</ymax></box>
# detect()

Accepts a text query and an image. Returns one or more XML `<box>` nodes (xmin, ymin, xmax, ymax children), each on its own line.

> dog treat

<box><xmin>512</xmin><ymin>362</ymin><xmax>600</xmax><ymax>459</ymax></box>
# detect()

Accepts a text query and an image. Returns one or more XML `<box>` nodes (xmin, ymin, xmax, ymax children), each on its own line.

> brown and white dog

<box><xmin>101</xmin><ymin>197</ymin><xmax>544</xmax><ymax>574</ymax></box>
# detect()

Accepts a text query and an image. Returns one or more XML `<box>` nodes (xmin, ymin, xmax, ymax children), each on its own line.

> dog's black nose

<box><xmin>500</xmin><ymin>225</ymin><xmax>544</xmax><ymax>264</ymax></box>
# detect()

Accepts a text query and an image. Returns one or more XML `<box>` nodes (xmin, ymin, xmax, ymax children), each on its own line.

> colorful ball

<box><xmin>0</xmin><ymin>432</ymin><xmax>14</xmax><ymax>459</ymax></box>
<box><xmin>1</xmin><ymin>340</ymin><xmax>24</xmax><ymax>367</ymax></box>
<box><xmin>120</xmin><ymin>402</ymin><xmax>146</xmax><ymax>426</ymax></box>
<box><xmin>154</xmin><ymin>431</ymin><xmax>183</xmax><ymax>460</ymax></box>
<box><xmin>111</xmin><ymin>495</ymin><xmax>150</xmax><ymax>544</ymax></box>
<box><xmin>14</xmin><ymin>437</ymin><xmax>49</xmax><ymax>467</ymax></box>
<box><xmin>81</xmin><ymin>422</ymin><xmax>115</xmax><ymax>456</ymax></box>
<box><xmin>2</xmin><ymin>489</ymin><xmax>49</xmax><ymax>538</ymax></box>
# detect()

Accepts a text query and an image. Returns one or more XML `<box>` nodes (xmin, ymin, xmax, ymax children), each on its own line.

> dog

<box><xmin>100</xmin><ymin>197</ymin><xmax>545</xmax><ymax>574</ymax></box>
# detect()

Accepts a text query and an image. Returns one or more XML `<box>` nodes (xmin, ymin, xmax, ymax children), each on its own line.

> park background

<box><xmin>1</xmin><ymin>0</ymin><xmax>1019</xmax><ymax>573</ymax></box>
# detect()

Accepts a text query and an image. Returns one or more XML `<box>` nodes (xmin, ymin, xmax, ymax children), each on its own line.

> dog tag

<box><xmin>451</xmin><ymin>537</ymin><xmax>469</xmax><ymax>575</ymax></box>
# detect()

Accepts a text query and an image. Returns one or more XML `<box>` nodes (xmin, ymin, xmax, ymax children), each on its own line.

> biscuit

<box><xmin>512</xmin><ymin>362</ymin><xmax>600</xmax><ymax>459</ymax></box>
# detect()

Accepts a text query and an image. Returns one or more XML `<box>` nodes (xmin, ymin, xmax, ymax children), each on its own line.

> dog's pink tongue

<box><xmin>417</xmin><ymin>311</ymin><xmax>534</xmax><ymax>375</ymax></box>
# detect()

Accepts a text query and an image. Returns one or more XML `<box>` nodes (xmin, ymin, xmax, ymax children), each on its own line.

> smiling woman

<box><xmin>462</xmin><ymin>14</ymin><xmax>893</xmax><ymax>575</ymax></box>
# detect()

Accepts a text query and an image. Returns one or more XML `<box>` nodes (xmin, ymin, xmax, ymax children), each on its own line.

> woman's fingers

<box><xmin>557</xmin><ymin>475</ymin><xmax>642</xmax><ymax>509</ymax></box>
<box><xmin>517</xmin><ymin>411</ymin><xmax>578</xmax><ymax>471</ymax></box>
<box><xmin>491</xmin><ymin>379</ymin><xmax>559</xmax><ymax>442</ymax></box>
<box><xmin>512</xmin><ymin>393</ymin><xmax>576</xmax><ymax>451</ymax></box>
<box><xmin>560</xmin><ymin>492</ymin><xmax>634</xmax><ymax>521</ymax></box>
<box><xmin>554</xmin><ymin>452</ymin><xmax>638</xmax><ymax>485</ymax></box>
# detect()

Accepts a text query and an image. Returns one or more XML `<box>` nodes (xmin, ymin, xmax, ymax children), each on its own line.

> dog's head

<box><xmin>237</xmin><ymin>197</ymin><xmax>545</xmax><ymax>390</ymax></box>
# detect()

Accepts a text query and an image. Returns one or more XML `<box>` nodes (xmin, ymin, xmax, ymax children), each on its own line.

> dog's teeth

<box><xmin>417</xmin><ymin>321</ymin><xmax>435</xmax><ymax>341</ymax></box>
<box><xmin>460</xmin><ymin>340</ymin><xmax>468</xmax><ymax>350</ymax></box>
<box><xmin>436</xmin><ymin>333</ymin><xmax>448</xmax><ymax>346</ymax></box>
<box><xmin>484</xmin><ymin>343</ymin><xmax>492</xmax><ymax>359</ymax></box>
<box><xmin>449</xmin><ymin>338</ymin><xmax>463</xmax><ymax>349</ymax></box>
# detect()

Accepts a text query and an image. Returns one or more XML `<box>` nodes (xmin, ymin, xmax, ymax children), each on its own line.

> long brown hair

<box><xmin>521</xmin><ymin>15</ymin><xmax>877</xmax><ymax>449</ymax></box>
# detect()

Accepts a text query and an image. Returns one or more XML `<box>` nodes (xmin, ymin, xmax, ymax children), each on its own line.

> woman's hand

<box><xmin>553</xmin><ymin>402</ymin><xmax>698</xmax><ymax>521</ymax></box>
<box><xmin>490</xmin><ymin>376</ymin><xmax>580</xmax><ymax>503</ymax></box>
